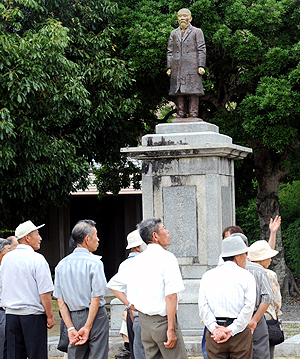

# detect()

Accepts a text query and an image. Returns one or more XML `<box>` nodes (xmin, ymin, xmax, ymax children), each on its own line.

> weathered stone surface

<box><xmin>142</xmin><ymin>131</ymin><xmax>232</xmax><ymax>147</ymax></box>
<box><xmin>164</xmin><ymin>186</ymin><xmax>197</xmax><ymax>257</ymax></box>
<box><xmin>156</xmin><ymin>122</ymin><xmax>218</xmax><ymax>134</ymax></box>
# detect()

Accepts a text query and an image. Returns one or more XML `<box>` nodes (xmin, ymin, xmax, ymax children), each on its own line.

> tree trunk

<box><xmin>254</xmin><ymin>147</ymin><xmax>300</xmax><ymax>297</ymax></box>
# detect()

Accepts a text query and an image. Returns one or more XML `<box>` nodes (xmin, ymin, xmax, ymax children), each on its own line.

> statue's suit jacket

<box><xmin>167</xmin><ymin>24</ymin><xmax>206</xmax><ymax>96</ymax></box>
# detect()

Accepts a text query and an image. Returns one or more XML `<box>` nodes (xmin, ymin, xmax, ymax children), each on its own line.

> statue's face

<box><xmin>177</xmin><ymin>10</ymin><xmax>192</xmax><ymax>29</ymax></box>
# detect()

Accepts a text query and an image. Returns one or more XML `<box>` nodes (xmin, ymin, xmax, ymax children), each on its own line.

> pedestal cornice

<box><xmin>121</xmin><ymin>143</ymin><xmax>252</xmax><ymax>160</ymax></box>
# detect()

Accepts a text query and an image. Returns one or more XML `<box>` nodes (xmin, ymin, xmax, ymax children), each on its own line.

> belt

<box><xmin>70</xmin><ymin>308</ymin><xmax>89</xmax><ymax>313</ymax></box>
<box><xmin>216</xmin><ymin>317</ymin><xmax>236</xmax><ymax>327</ymax></box>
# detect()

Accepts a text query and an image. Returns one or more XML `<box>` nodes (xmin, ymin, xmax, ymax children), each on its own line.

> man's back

<box><xmin>120</xmin><ymin>244</ymin><xmax>184</xmax><ymax>316</ymax></box>
<box><xmin>54</xmin><ymin>247</ymin><xmax>107</xmax><ymax>311</ymax></box>
<box><xmin>199</xmin><ymin>261</ymin><xmax>256</xmax><ymax>336</ymax></box>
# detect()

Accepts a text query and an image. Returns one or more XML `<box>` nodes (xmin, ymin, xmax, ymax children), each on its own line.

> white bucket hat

<box><xmin>221</xmin><ymin>235</ymin><xmax>248</xmax><ymax>257</ymax></box>
<box><xmin>248</xmin><ymin>240</ymin><xmax>278</xmax><ymax>261</ymax></box>
<box><xmin>15</xmin><ymin>220</ymin><xmax>45</xmax><ymax>239</ymax></box>
<box><xmin>126</xmin><ymin>230</ymin><xmax>147</xmax><ymax>251</ymax></box>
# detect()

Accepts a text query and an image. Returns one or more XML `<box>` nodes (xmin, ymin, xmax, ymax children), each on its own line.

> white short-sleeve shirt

<box><xmin>107</xmin><ymin>243</ymin><xmax>184</xmax><ymax>316</ymax></box>
<box><xmin>1</xmin><ymin>244</ymin><xmax>54</xmax><ymax>315</ymax></box>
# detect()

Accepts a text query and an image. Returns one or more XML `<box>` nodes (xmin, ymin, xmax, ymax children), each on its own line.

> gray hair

<box><xmin>0</xmin><ymin>238</ymin><xmax>11</xmax><ymax>253</ymax></box>
<box><xmin>71</xmin><ymin>220</ymin><xmax>96</xmax><ymax>245</ymax></box>
<box><xmin>138</xmin><ymin>218</ymin><xmax>161</xmax><ymax>244</ymax></box>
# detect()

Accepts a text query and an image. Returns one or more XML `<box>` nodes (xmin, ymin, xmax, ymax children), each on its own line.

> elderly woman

<box><xmin>248</xmin><ymin>240</ymin><xmax>282</xmax><ymax>359</ymax></box>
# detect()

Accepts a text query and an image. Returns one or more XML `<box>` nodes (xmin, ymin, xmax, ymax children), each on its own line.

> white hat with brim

<box><xmin>15</xmin><ymin>220</ymin><xmax>45</xmax><ymax>240</ymax></box>
<box><xmin>126</xmin><ymin>230</ymin><xmax>146</xmax><ymax>250</ymax></box>
<box><xmin>248</xmin><ymin>240</ymin><xmax>278</xmax><ymax>261</ymax></box>
<box><xmin>221</xmin><ymin>235</ymin><xmax>248</xmax><ymax>257</ymax></box>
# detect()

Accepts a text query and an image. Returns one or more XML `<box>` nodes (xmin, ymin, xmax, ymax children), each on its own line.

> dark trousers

<box><xmin>0</xmin><ymin>310</ymin><xmax>5</xmax><ymax>359</ymax></box>
<box><xmin>6</xmin><ymin>314</ymin><xmax>47</xmax><ymax>359</ymax></box>
<box><xmin>252</xmin><ymin>316</ymin><xmax>270</xmax><ymax>359</ymax></box>
<box><xmin>205</xmin><ymin>326</ymin><xmax>253</xmax><ymax>359</ymax></box>
<box><xmin>126</xmin><ymin>309</ymin><xmax>135</xmax><ymax>359</ymax></box>
<box><xmin>127</xmin><ymin>312</ymin><xmax>145</xmax><ymax>359</ymax></box>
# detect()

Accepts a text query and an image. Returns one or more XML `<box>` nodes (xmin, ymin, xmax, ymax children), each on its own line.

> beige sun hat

<box><xmin>15</xmin><ymin>220</ymin><xmax>45</xmax><ymax>240</ymax></box>
<box><xmin>126</xmin><ymin>230</ymin><xmax>147</xmax><ymax>251</ymax></box>
<box><xmin>248</xmin><ymin>240</ymin><xmax>278</xmax><ymax>261</ymax></box>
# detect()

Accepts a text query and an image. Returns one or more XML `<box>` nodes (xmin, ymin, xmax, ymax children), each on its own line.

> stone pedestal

<box><xmin>111</xmin><ymin>122</ymin><xmax>252</xmax><ymax>336</ymax></box>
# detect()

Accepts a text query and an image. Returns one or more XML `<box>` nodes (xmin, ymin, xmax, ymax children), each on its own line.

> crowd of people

<box><xmin>0</xmin><ymin>215</ymin><xmax>282</xmax><ymax>359</ymax></box>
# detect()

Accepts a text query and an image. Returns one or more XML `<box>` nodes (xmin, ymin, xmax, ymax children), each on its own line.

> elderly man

<box><xmin>167</xmin><ymin>8</ymin><xmax>206</xmax><ymax>119</ymax></box>
<box><xmin>0</xmin><ymin>238</ymin><xmax>11</xmax><ymax>359</ymax></box>
<box><xmin>222</xmin><ymin>227</ymin><xmax>275</xmax><ymax>359</ymax></box>
<box><xmin>1</xmin><ymin>220</ymin><xmax>55</xmax><ymax>359</ymax></box>
<box><xmin>53</xmin><ymin>219</ymin><xmax>109</xmax><ymax>359</ymax></box>
<box><xmin>199</xmin><ymin>235</ymin><xmax>256</xmax><ymax>359</ymax></box>
<box><xmin>107</xmin><ymin>218</ymin><xmax>187</xmax><ymax>359</ymax></box>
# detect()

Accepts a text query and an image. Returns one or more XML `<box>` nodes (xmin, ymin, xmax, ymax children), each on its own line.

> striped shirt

<box><xmin>245</xmin><ymin>260</ymin><xmax>274</xmax><ymax>310</ymax></box>
<box><xmin>198</xmin><ymin>261</ymin><xmax>256</xmax><ymax>336</ymax></box>
<box><xmin>53</xmin><ymin>247</ymin><xmax>107</xmax><ymax>311</ymax></box>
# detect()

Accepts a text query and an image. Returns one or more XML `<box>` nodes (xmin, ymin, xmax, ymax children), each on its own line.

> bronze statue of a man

<box><xmin>167</xmin><ymin>8</ymin><xmax>206</xmax><ymax>120</ymax></box>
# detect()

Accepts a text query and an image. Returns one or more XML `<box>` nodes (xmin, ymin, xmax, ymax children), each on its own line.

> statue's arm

<box><xmin>196</xmin><ymin>28</ymin><xmax>206</xmax><ymax>72</ymax></box>
<box><xmin>167</xmin><ymin>32</ymin><xmax>174</xmax><ymax>75</ymax></box>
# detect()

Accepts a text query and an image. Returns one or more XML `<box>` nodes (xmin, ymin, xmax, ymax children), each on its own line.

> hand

<box><xmin>47</xmin><ymin>316</ymin><xmax>55</xmax><ymax>329</ymax></box>
<box><xmin>164</xmin><ymin>328</ymin><xmax>177</xmax><ymax>348</ymax></box>
<box><xmin>249</xmin><ymin>318</ymin><xmax>257</xmax><ymax>334</ymax></box>
<box><xmin>269</xmin><ymin>215</ymin><xmax>281</xmax><ymax>233</ymax></box>
<box><xmin>198</xmin><ymin>67</ymin><xmax>205</xmax><ymax>75</ymax></box>
<box><xmin>68</xmin><ymin>328</ymin><xmax>80</xmax><ymax>346</ymax></box>
<box><xmin>211</xmin><ymin>325</ymin><xmax>232</xmax><ymax>343</ymax></box>
<box><xmin>167</xmin><ymin>69</ymin><xmax>171</xmax><ymax>76</ymax></box>
<box><xmin>75</xmin><ymin>326</ymin><xmax>90</xmax><ymax>345</ymax></box>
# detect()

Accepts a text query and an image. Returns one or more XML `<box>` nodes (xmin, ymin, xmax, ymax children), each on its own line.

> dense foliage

<box><xmin>279</xmin><ymin>181</ymin><xmax>300</xmax><ymax>279</ymax></box>
<box><xmin>0</xmin><ymin>0</ymin><xmax>143</xmax><ymax>227</ymax></box>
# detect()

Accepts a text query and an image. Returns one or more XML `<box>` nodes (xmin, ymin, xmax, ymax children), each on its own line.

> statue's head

<box><xmin>177</xmin><ymin>8</ymin><xmax>192</xmax><ymax>30</ymax></box>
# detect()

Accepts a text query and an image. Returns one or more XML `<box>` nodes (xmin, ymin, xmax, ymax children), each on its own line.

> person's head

<box><xmin>247</xmin><ymin>240</ymin><xmax>278</xmax><ymax>269</ymax></box>
<box><xmin>0</xmin><ymin>238</ymin><xmax>11</xmax><ymax>264</ymax></box>
<box><xmin>177</xmin><ymin>8</ymin><xmax>192</xmax><ymax>30</ymax></box>
<box><xmin>138</xmin><ymin>217</ymin><xmax>171</xmax><ymax>249</ymax></box>
<box><xmin>71</xmin><ymin>219</ymin><xmax>99</xmax><ymax>253</ymax></box>
<box><xmin>7</xmin><ymin>236</ymin><xmax>18</xmax><ymax>250</ymax></box>
<box><xmin>126</xmin><ymin>230</ymin><xmax>147</xmax><ymax>253</ymax></box>
<box><xmin>221</xmin><ymin>234</ymin><xmax>248</xmax><ymax>268</ymax></box>
<box><xmin>15</xmin><ymin>220</ymin><xmax>45</xmax><ymax>251</ymax></box>
<box><xmin>222</xmin><ymin>225</ymin><xmax>244</xmax><ymax>239</ymax></box>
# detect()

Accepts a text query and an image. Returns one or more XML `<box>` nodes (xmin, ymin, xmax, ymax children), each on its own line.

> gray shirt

<box><xmin>53</xmin><ymin>247</ymin><xmax>107</xmax><ymax>311</ymax></box>
<box><xmin>246</xmin><ymin>260</ymin><xmax>274</xmax><ymax>311</ymax></box>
